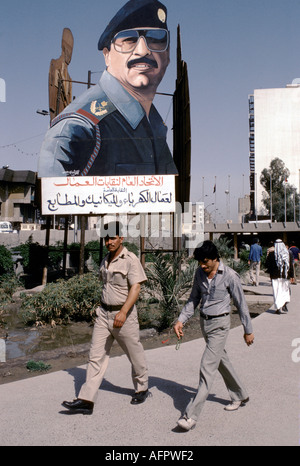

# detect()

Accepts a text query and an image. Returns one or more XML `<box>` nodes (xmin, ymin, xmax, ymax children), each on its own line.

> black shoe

<box><xmin>282</xmin><ymin>304</ymin><xmax>288</xmax><ymax>313</ymax></box>
<box><xmin>62</xmin><ymin>399</ymin><xmax>94</xmax><ymax>415</ymax></box>
<box><xmin>130</xmin><ymin>390</ymin><xmax>150</xmax><ymax>405</ymax></box>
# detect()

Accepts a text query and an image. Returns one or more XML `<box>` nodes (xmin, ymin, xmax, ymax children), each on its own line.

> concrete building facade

<box><xmin>249</xmin><ymin>81</ymin><xmax>300</xmax><ymax>217</ymax></box>
<box><xmin>0</xmin><ymin>168</ymin><xmax>37</xmax><ymax>228</ymax></box>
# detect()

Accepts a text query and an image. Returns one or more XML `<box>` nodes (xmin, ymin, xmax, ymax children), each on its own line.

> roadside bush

<box><xmin>48</xmin><ymin>241</ymin><xmax>64</xmax><ymax>269</ymax></box>
<box><xmin>0</xmin><ymin>274</ymin><xmax>22</xmax><ymax>326</ymax></box>
<box><xmin>20</xmin><ymin>272</ymin><xmax>102</xmax><ymax>325</ymax></box>
<box><xmin>68</xmin><ymin>242</ymin><xmax>90</xmax><ymax>269</ymax></box>
<box><xmin>214</xmin><ymin>237</ymin><xmax>233</xmax><ymax>261</ymax></box>
<box><xmin>12</xmin><ymin>238</ymin><xmax>41</xmax><ymax>273</ymax></box>
<box><xmin>0</xmin><ymin>245</ymin><xmax>14</xmax><ymax>275</ymax></box>
<box><xmin>12</xmin><ymin>239</ymin><xmax>49</xmax><ymax>277</ymax></box>
<box><xmin>13</xmin><ymin>239</ymin><xmax>65</xmax><ymax>275</ymax></box>
<box><xmin>261</xmin><ymin>247</ymin><xmax>268</xmax><ymax>268</ymax></box>
<box><xmin>85</xmin><ymin>240</ymin><xmax>106</xmax><ymax>269</ymax></box>
<box><xmin>0</xmin><ymin>273</ymin><xmax>22</xmax><ymax>297</ymax></box>
<box><xmin>214</xmin><ymin>238</ymin><xmax>248</xmax><ymax>278</ymax></box>
<box><xmin>239</xmin><ymin>248</ymin><xmax>250</xmax><ymax>263</ymax></box>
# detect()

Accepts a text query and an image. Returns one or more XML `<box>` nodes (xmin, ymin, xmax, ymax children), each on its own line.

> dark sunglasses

<box><xmin>112</xmin><ymin>28</ymin><xmax>169</xmax><ymax>53</ymax></box>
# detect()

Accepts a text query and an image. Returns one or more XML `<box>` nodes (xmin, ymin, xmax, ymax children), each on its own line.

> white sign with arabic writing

<box><xmin>41</xmin><ymin>175</ymin><xmax>176</xmax><ymax>215</ymax></box>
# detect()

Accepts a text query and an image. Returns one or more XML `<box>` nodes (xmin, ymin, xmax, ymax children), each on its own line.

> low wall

<box><xmin>0</xmin><ymin>229</ymin><xmax>101</xmax><ymax>248</ymax></box>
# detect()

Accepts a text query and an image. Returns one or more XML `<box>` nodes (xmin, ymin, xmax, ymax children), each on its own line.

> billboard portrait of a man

<box><xmin>37</xmin><ymin>0</ymin><xmax>178</xmax><ymax>178</ymax></box>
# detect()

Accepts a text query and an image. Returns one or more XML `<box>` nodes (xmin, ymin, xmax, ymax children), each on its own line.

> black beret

<box><xmin>98</xmin><ymin>0</ymin><xmax>168</xmax><ymax>50</ymax></box>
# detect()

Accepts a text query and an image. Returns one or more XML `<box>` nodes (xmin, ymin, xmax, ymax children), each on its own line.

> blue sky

<box><xmin>1</xmin><ymin>0</ymin><xmax>300</xmax><ymax>221</ymax></box>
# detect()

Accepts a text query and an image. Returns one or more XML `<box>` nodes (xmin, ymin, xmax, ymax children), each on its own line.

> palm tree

<box><xmin>144</xmin><ymin>250</ymin><xmax>197</xmax><ymax>331</ymax></box>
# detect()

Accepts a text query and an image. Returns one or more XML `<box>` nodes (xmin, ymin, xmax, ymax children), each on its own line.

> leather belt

<box><xmin>100</xmin><ymin>301</ymin><xmax>124</xmax><ymax>312</ymax></box>
<box><xmin>200</xmin><ymin>312</ymin><xmax>229</xmax><ymax>320</ymax></box>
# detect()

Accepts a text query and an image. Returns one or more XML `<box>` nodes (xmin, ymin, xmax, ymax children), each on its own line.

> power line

<box><xmin>1</xmin><ymin>144</ymin><xmax>39</xmax><ymax>156</ymax></box>
<box><xmin>0</xmin><ymin>133</ymin><xmax>45</xmax><ymax>150</ymax></box>
<box><xmin>0</xmin><ymin>133</ymin><xmax>45</xmax><ymax>156</ymax></box>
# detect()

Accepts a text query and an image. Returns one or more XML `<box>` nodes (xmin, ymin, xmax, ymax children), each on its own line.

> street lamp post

<box><xmin>225</xmin><ymin>189</ymin><xmax>230</xmax><ymax>223</ymax></box>
<box><xmin>284</xmin><ymin>180</ymin><xmax>287</xmax><ymax>224</ymax></box>
<box><xmin>205</xmin><ymin>203</ymin><xmax>214</xmax><ymax>223</ymax></box>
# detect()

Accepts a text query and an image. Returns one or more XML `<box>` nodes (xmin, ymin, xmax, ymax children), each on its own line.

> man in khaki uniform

<box><xmin>62</xmin><ymin>222</ymin><xmax>149</xmax><ymax>414</ymax></box>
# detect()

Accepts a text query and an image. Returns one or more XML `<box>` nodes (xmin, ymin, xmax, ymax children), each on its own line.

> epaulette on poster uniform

<box><xmin>50</xmin><ymin>96</ymin><xmax>116</xmax><ymax>176</ymax></box>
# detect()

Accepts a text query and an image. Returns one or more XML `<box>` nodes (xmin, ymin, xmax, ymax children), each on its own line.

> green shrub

<box><xmin>48</xmin><ymin>241</ymin><xmax>64</xmax><ymax>270</ymax></box>
<box><xmin>12</xmin><ymin>238</ymin><xmax>47</xmax><ymax>276</ymax></box>
<box><xmin>239</xmin><ymin>248</ymin><xmax>250</xmax><ymax>263</ymax></box>
<box><xmin>0</xmin><ymin>273</ymin><xmax>22</xmax><ymax>310</ymax></box>
<box><xmin>26</xmin><ymin>360</ymin><xmax>51</xmax><ymax>372</ymax></box>
<box><xmin>13</xmin><ymin>239</ymin><xmax>65</xmax><ymax>275</ymax></box>
<box><xmin>261</xmin><ymin>247</ymin><xmax>268</xmax><ymax>268</ymax></box>
<box><xmin>214</xmin><ymin>237</ymin><xmax>234</xmax><ymax>260</ymax></box>
<box><xmin>0</xmin><ymin>245</ymin><xmax>14</xmax><ymax>275</ymax></box>
<box><xmin>67</xmin><ymin>242</ymin><xmax>90</xmax><ymax>269</ymax></box>
<box><xmin>85</xmin><ymin>240</ymin><xmax>106</xmax><ymax>268</ymax></box>
<box><xmin>0</xmin><ymin>273</ymin><xmax>22</xmax><ymax>297</ymax></box>
<box><xmin>215</xmin><ymin>238</ymin><xmax>249</xmax><ymax>278</ymax></box>
<box><xmin>20</xmin><ymin>272</ymin><xmax>102</xmax><ymax>325</ymax></box>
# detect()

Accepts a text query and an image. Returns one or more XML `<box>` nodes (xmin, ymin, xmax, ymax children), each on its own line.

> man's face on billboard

<box><xmin>103</xmin><ymin>28</ymin><xmax>170</xmax><ymax>97</ymax></box>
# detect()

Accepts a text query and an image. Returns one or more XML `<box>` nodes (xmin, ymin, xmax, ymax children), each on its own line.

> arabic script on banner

<box><xmin>41</xmin><ymin>175</ymin><xmax>176</xmax><ymax>215</ymax></box>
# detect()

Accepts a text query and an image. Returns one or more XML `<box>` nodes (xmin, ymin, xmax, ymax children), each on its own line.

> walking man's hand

<box><xmin>244</xmin><ymin>333</ymin><xmax>254</xmax><ymax>346</ymax></box>
<box><xmin>174</xmin><ymin>321</ymin><xmax>184</xmax><ymax>339</ymax></box>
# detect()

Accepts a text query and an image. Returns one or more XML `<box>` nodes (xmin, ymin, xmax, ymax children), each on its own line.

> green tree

<box><xmin>260</xmin><ymin>158</ymin><xmax>299</xmax><ymax>221</ymax></box>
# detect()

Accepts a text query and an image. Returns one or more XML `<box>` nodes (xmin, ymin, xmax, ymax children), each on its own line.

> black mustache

<box><xmin>127</xmin><ymin>57</ymin><xmax>158</xmax><ymax>68</ymax></box>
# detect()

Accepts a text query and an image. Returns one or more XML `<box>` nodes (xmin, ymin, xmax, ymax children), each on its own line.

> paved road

<box><xmin>0</xmin><ymin>275</ymin><xmax>299</xmax><ymax>447</ymax></box>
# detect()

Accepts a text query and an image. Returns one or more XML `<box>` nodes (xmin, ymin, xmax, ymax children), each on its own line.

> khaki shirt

<box><xmin>100</xmin><ymin>247</ymin><xmax>147</xmax><ymax>306</ymax></box>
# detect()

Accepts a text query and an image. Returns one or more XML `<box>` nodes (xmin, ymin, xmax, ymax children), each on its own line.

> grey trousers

<box><xmin>186</xmin><ymin>314</ymin><xmax>248</xmax><ymax>421</ymax></box>
<box><xmin>79</xmin><ymin>305</ymin><xmax>148</xmax><ymax>403</ymax></box>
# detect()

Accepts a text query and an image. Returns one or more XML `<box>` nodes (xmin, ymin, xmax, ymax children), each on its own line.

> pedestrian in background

<box><xmin>266</xmin><ymin>241</ymin><xmax>274</xmax><ymax>257</ymax></box>
<box><xmin>248</xmin><ymin>238</ymin><xmax>262</xmax><ymax>286</ymax></box>
<box><xmin>265</xmin><ymin>239</ymin><xmax>294</xmax><ymax>314</ymax></box>
<box><xmin>289</xmin><ymin>241</ymin><xmax>300</xmax><ymax>284</ymax></box>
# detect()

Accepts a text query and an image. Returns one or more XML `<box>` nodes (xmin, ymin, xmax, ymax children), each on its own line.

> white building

<box><xmin>249</xmin><ymin>80</ymin><xmax>300</xmax><ymax>217</ymax></box>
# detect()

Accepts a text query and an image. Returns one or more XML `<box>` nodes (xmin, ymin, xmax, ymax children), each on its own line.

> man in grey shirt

<box><xmin>174</xmin><ymin>241</ymin><xmax>254</xmax><ymax>431</ymax></box>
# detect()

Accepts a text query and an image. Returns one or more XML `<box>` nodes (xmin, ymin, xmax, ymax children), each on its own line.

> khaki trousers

<box><xmin>79</xmin><ymin>305</ymin><xmax>148</xmax><ymax>403</ymax></box>
<box><xmin>249</xmin><ymin>260</ymin><xmax>260</xmax><ymax>285</ymax></box>
<box><xmin>186</xmin><ymin>314</ymin><xmax>248</xmax><ymax>421</ymax></box>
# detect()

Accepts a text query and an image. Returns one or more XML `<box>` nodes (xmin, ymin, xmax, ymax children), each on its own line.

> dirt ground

<box><xmin>0</xmin><ymin>303</ymin><xmax>266</xmax><ymax>385</ymax></box>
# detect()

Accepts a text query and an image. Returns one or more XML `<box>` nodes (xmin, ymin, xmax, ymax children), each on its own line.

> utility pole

<box><xmin>78</xmin><ymin>70</ymin><xmax>92</xmax><ymax>275</ymax></box>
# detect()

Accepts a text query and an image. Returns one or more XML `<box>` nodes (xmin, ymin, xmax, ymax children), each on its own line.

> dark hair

<box><xmin>193</xmin><ymin>240</ymin><xmax>220</xmax><ymax>262</ymax></box>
